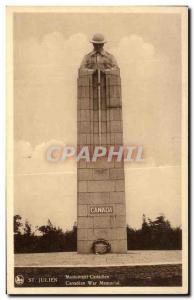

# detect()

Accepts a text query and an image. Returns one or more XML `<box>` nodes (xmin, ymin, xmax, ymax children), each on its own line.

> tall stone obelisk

<box><xmin>77</xmin><ymin>34</ymin><xmax>127</xmax><ymax>253</ymax></box>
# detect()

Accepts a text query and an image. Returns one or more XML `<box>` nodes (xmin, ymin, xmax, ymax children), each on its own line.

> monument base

<box><xmin>14</xmin><ymin>251</ymin><xmax>182</xmax><ymax>287</ymax></box>
<box><xmin>77</xmin><ymin>237</ymin><xmax>127</xmax><ymax>254</ymax></box>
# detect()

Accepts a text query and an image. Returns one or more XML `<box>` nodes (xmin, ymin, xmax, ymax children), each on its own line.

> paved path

<box><xmin>15</xmin><ymin>250</ymin><xmax>182</xmax><ymax>267</ymax></box>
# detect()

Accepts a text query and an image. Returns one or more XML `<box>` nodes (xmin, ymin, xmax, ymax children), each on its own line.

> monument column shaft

<box><xmin>97</xmin><ymin>69</ymin><xmax>102</xmax><ymax>145</ymax></box>
<box><xmin>77</xmin><ymin>69</ymin><xmax>127</xmax><ymax>254</ymax></box>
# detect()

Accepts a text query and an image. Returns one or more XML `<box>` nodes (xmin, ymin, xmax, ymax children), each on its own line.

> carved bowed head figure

<box><xmin>80</xmin><ymin>33</ymin><xmax>119</xmax><ymax>73</ymax></box>
<box><xmin>90</xmin><ymin>33</ymin><xmax>106</xmax><ymax>53</ymax></box>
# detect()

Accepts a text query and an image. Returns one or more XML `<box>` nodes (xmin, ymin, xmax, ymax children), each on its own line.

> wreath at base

<box><xmin>92</xmin><ymin>239</ymin><xmax>111</xmax><ymax>254</ymax></box>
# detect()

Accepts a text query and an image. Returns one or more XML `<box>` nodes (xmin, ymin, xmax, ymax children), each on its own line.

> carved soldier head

<box><xmin>90</xmin><ymin>33</ymin><xmax>107</xmax><ymax>53</ymax></box>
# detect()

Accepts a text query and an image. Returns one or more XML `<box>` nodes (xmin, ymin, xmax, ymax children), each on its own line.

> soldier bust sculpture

<box><xmin>80</xmin><ymin>33</ymin><xmax>118</xmax><ymax>73</ymax></box>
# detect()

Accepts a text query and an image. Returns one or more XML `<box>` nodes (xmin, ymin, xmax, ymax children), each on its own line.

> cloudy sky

<box><xmin>14</xmin><ymin>11</ymin><xmax>182</xmax><ymax>230</ymax></box>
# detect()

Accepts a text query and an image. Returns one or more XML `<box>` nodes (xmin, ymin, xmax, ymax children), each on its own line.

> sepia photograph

<box><xmin>6</xmin><ymin>6</ymin><xmax>188</xmax><ymax>295</ymax></box>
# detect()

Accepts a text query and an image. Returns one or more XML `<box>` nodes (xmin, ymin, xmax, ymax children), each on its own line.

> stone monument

<box><xmin>77</xmin><ymin>33</ymin><xmax>127</xmax><ymax>253</ymax></box>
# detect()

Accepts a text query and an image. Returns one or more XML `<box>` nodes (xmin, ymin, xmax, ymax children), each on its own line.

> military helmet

<box><xmin>90</xmin><ymin>33</ymin><xmax>107</xmax><ymax>44</ymax></box>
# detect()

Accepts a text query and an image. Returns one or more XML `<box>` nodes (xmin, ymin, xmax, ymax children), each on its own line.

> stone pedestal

<box><xmin>77</xmin><ymin>69</ymin><xmax>127</xmax><ymax>253</ymax></box>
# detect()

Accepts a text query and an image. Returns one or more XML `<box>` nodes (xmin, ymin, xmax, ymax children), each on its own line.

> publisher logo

<box><xmin>15</xmin><ymin>275</ymin><xmax>24</xmax><ymax>286</ymax></box>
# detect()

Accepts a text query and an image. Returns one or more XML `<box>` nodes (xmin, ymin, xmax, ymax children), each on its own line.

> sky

<box><xmin>14</xmin><ymin>11</ymin><xmax>182</xmax><ymax>230</ymax></box>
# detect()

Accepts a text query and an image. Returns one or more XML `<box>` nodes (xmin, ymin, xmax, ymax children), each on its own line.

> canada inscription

<box><xmin>89</xmin><ymin>206</ymin><xmax>113</xmax><ymax>215</ymax></box>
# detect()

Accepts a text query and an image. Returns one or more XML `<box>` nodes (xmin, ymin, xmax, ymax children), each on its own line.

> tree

<box><xmin>38</xmin><ymin>219</ymin><xmax>63</xmax><ymax>235</ymax></box>
<box><xmin>14</xmin><ymin>215</ymin><xmax>22</xmax><ymax>235</ymax></box>
<box><xmin>142</xmin><ymin>214</ymin><xmax>150</xmax><ymax>232</ymax></box>
<box><xmin>150</xmin><ymin>215</ymin><xmax>171</xmax><ymax>231</ymax></box>
<box><xmin>23</xmin><ymin>221</ymin><xmax>32</xmax><ymax>236</ymax></box>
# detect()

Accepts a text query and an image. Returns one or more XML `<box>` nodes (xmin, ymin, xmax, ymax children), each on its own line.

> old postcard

<box><xmin>6</xmin><ymin>6</ymin><xmax>188</xmax><ymax>295</ymax></box>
